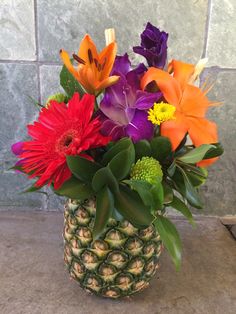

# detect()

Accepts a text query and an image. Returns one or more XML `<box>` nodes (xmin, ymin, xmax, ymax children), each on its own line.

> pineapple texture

<box><xmin>63</xmin><ymin>199</ymin><xmax>163</xmax><ymax>298</ymax></box>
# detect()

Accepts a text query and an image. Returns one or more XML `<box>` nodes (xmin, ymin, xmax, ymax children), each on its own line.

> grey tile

<box><xmin>38</xmin><ymin>0</ymin><xmax>207</xmax><ymax>64</ymax></box>
<box><xmin>46</xmin><ymin>191</ymin><xmax>65</xmax><ymax>212</ymax></box>
<box><xmin>0</xmin><ymin>63</ymin><xmax>39</xmax><ymax>168</ymax></box>
<box><xmin>39</xmin><ymin>65</ymin><xmax>64</xmax><ymax>105</ymax></box>
<box><xmin>206</xmin><ymin>0</ymin><xmax>236</xmax><ymax>67</ymax></box>
<box><xmin>0</xmin><ymin>171</ymin><xmax>44</xmax><ymax>210</ymax></box>
<box><xmin>0</xmin><ymin>0</ymin><xmax>36</xmax><ymax>60</ymax></box>
<box><xmin>199</xmin><ymin>70</ymin><xmax>236</xmax><ymax>215</ymax></box>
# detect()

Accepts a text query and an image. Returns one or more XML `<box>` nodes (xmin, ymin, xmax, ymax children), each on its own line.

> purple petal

<box><xmin>111</xmin><ymin>53</ymin><xmax>131</xmax><ymax>76</ymax></box>
<box><xmin>135</xmin><ymin>91</ymin><xmax>162</xmax><ymax>110</ymax></box>
<box><xmin>101</xmin><ymin>119</ymin><xmax>126</xmax><ymax>141</ymax></box>
<box><xmin>11</xmin><ymin>141</ymin><xmax>24</xmax><ymax>156</ymax></box>
<box><xmin>126</xmin><ymin>110</ymin><xmax>154</xmax><ymax>142</ymax></box>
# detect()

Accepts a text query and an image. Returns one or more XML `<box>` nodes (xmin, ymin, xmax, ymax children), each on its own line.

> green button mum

<box><xmin>130</xmin><ymin>156</ymin><xmax>163</xmax><ymax>185</ymax></box>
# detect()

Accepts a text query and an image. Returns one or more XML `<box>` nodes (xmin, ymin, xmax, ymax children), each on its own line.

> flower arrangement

<box><xmin>11</xmin><ymin>23</ymin><xmax>223</xmax><ymax>298</ymax></box>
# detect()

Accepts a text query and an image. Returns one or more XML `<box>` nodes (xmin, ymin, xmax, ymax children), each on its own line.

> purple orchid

<box><xmin>133</xmin><ymin>22</ymin><xmax>168</xmax><ymax>69</ymax></box>
<box><xmin>99</xmin><ymin>54</ymin><xmax>162</xmax><ymax>142</ymax></box>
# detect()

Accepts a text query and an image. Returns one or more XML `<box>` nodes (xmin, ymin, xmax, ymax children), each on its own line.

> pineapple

<box><xmin>63</xmin><ymin>198</ymin><xmax>163</xmax><ymax>299</ymax></box>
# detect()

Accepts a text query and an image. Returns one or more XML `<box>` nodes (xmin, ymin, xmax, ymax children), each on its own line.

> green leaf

<box><xmin>115</xmin><ymin>185</ymin><xmax>155</xmax><ymax>228</ymax></box>
<box><xmin>150</xmin><ymin>183</ymin><xmax>164</xmax><ymax>210</ymax></box>
<box><xmin>66</xmin><ymin>155</ymin><xmax>101</xmax><ymax>183</ymax></box>
<box><xmin>150</xmin><ymin>136</ymin><xmax>172</xmax><ymax>161</ymax></box>
<box><xmin>92</xmin><ymin>167</ymin><xmax>119</xmax><ymax>194</ymax></box>
<box><xmin>203</xmin><ymin>142</ymin><xmax>224</xmax><ymax>159</ymax></box>
<box><xmin>60</xmin><ymin>65</ymin><xmax>86</xmax><ymax>98</ymax></box>
<box><xmin>176</xmin><ymin>166</ymin><xmax>203</xmax><ymax>209</ymax></box>
<box><xmin>21</xmin><ymin>184</ymin><xmax>47</xmax><ymax>195</ymax></box>
<box><xmin>163</xmin><ymin>182</ymin><xmax>174</xmax><ymax>204</ymax></box>
<box><xmin>154</xmin><ymin>215</ymin><xmax>182</xmax><ymax>271</ymax></box>
<box><xmin>93</xmin><ymin>186</ymin><xmax>114</xmax><ymax>239</ymax></box>
<box><xmin>178</xmin><ymin>144</ymin><xmax>215</xmax><ymax>164</ymax></box>
<box><xmin>134</xmin><ymin>140</ymin><xmax>152</xmax><ymax>160</ymax></box>
<box><xmin>101</xmin><ymin>138</ymin><xmax>133</xmax><ymax>166</ymax></box>
<box><xmin>167</xmin><ymin>161</ymin><xmax>176</xmax><ymax>177</ymax></box>
<box><xmin>187</xmin><ymin>170</ymin><xmax>207</xmax><ymax>187</ymax></box>
<box><xmin>170</xmin><ymin>196</ymin><xmax>195</xmax><ymax>225</ymax></box>
<box><xmin>108</xmin><ymin>142</ymin><xmax>135</xmax><ymax>180</ymax></box>
<box><xmin>54</xmin><ymin>176</ymin><xmax>93</xmax><ymax>200</ymax></box>
<box><xmin>123</xmin><ymin>180</ymin><xmax>154</xmax><ymax>207</ymax></box>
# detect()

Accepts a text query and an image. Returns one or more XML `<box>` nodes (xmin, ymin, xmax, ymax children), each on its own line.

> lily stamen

<box><xmin>88</xmin><ymin>49</ymin><xmax>93</xmax><ymax>64</ymax></box>
<box><xmin>72</xmin><ymin>53</ymin><xmax>86</xmax><ymax>65</ymax></box>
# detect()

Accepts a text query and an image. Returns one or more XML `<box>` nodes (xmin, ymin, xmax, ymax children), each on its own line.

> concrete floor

<box><xmin>0</xmin><ymin>211</ymin><xmax>235</xmax><ymax>314</ymax></box>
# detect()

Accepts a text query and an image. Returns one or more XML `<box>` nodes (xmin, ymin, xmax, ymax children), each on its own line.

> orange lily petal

<box><xmin>160</xmin><ymin>112</ymin><xmax>189</xmax><ymax>150</ymax></box>
<box><xmin>95</xmin><ymin>75</ymin><xmax>120</xmax><ymax>92</ymax></box>
<box><xmin>99</xmin><ymin>42</ymin><xmax>117</xmax><ymax>78</ymax></box>
<box><xmin>181</xmin><ymin>84</ymin><xmax>210</xmax><ymax>118</ymax></box>
<box><xmin>187</xmin><ymin>116</ymin><xmax>218</xmax><ymax>166</ymax></box>
<box><xmin>60</xmin><ymin>49</ymin><xmax>79</xmax><ymax>80</ymax></box>
<box><xmin>78</xmin><ymin>34</ymin><xmax>99</xmax><ymax>65</ymax></box>
<box><xmin>187</xmin><ymin>117</ymin><xmax>218</xmax><ymax>147</ymax></box>
<box><xmin>168</xmin><ymin>60</ymin><xmax>195</xmax><ymax>91</ymax></box>
<box><xmin>141</xmin><ymin>67</ymin><xmax>182</xmax><ymax>107</ymax></box>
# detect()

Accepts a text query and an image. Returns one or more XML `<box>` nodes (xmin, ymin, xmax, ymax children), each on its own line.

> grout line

<box><xmin>201</xmin><ymin>0</ymin><xmax>212</xmax><ymax>58</ymax></box>
<box><xmin>0</xmin><ymin>59</ymin><xmax>61</xmax><ymax>66</ymax></box>
<box><xmin>34</xmin><ymin>0</ymin><xmax>48</xmax><ymax>211</ymax></box>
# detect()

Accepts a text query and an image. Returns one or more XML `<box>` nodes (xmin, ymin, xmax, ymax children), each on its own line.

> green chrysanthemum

<box><xmin>46</xmin><ymin>93</ymin><xmax>66</xmax><ymax>107</ymax></box>
<box><xmin>130</xmin><ymin>157</ymin><xmax>163</xmax><ymax>185</ymax></box>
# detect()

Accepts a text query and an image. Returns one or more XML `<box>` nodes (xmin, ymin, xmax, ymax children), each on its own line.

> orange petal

<box><xmin>78</xmin><ymin>34</ymin><xmax>99</xmax><ymax>65</ymax></box>
<box><xmin>168</xmin><ymin>60</ymin><xmax>195</xmax><ymax>90</ymax></box>
<box><xmin>187</xmin><ymin>117</ymin><xmax>218</xmax><ymax>147</ymax></box>
<box><xmin>60</xmin><ymin>49</ymin><xmax>79</xmax><ymax>80</ymax></box>
<box><xmin>95</xmin><ymin>75</ymin><xmax>119</xmax><ymax>93</ymax></box>
<box><xmin>180</xmin><ymin>84</ymin><xmax>210</xmax><ymax>118</ymax></box>
<box><xmin>160</xmin><ymin>112</ymin><xmax>189</xmax><ymax>150</ymax></box>
<box><xmin>99</xmin><ymin>42</ymin><xmax>117</xmax><ymax>78</ymax></box>
<box><xmin>141</xmin><ymin>67</ymin><xmax>182</xmax><ymax>107</ymax></box>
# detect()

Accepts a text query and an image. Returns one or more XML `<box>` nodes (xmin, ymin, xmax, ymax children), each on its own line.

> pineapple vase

<box><xmin>63</xmin><ymin>199</ymin><xmax>163</xmax><ymax>299</ymax></box>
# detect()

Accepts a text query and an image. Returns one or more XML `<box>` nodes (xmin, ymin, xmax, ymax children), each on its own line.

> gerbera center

<box><xmin>148</xmin><ymin>102</ymin><xmax>176</xmax><ymax>125</ymax></box>
<box><xmin>55</xmin><ymin>130</ymin><xmax>80</xmax><ymax>155</ymax></box>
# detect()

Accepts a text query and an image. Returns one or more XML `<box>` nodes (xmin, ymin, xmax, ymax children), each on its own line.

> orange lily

<box><xmin>141</xmin><ymin>59</ymin><xmax>218</xmax><ymax>166</ymax></box>
<box><xmin>60</xmin><ymin>34</ymin><xmax>119</xmax><ymax>95</ymax></box>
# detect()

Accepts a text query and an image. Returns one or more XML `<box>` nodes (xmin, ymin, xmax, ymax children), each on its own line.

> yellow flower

<box><xmin>148</xmin><ymin>102</ymin><xmax>176</xmax><ymax>125</ymax></box>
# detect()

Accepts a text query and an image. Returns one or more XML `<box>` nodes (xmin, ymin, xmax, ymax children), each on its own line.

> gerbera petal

<box><xmin>168</xmin><ymin>60</ymin><xmax>195</xmax><ymax>90</ymax></box>
<box><xmin>160</xmin><ymin>112</ymin><xmax>189</xmax><ymax>150</ymax></box>
<box><xmin>141</xmin><ymin>67</ymin><xmax>182</xmax><ymax>107</ymax></box>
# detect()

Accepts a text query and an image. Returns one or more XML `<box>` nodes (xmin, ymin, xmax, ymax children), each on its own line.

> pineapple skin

<box><xmin>63</xmin><ymin>199</ymin><xmax>163</xmax><ymax>299</ymax></box>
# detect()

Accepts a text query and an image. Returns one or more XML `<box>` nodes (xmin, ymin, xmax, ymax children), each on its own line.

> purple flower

<box><xmin>133</xmin><ymin>22</ymin><xmax>168</xmax><ymax>69</ymax></box>
<box><xmin>99</xmin><ymin>54</ymin><xmax>162</xmax><ymax>142</ymax></box>
<box><xmin>11</xmin><ymin>141</ymin><xmax>26</xmax><ymax>170</ymax></box>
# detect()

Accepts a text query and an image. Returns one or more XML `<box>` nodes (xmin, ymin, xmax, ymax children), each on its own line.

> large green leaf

<box><xmin>134</xmin><ymin>140</ymin><xmax>152</xmax><ymax>160</ymax></box>
<box><xmin>169</xmin><ymin>196</ymin><xmax>195</xmax><ymax>225</ymax></box>
<box><xmin>115</xmin><ymin>185</ymin><xmax>154</xmax><ymax>228</ymax></box>
<box><xmin>178</xmin><ymin>144</ymin><xmax>215</xmax><ymax>164</ymax></box>
<box><xmin>176</xmin><ymin>166</ymin><xmax>203</xmax><ymax>209</ymax></box>
<box><xmin>93</xmin><ymin>186</ymin><xmax>114</xmax><ymax>239</ymax></box>
<box><xmin>123</xmin><ymin>180</ymin><xmax>154</xmax><ymax>207</ymax></box>
<box><xmin>54</xmin><ymin>176</ymin><xmax>93</xmax><ymax>200</ymax></box>
<box><xmin>108</xmin><ymin>143</ymin><xmax>135</xmax><ymax>180</ymax></box>
<box><xmin>150</xmin><ymin>183</ymin><xmax>164</xmax><ymax>210</ymax></box>
<box><xmin>203</xmin><ymin>142</ymin><xmax>224</xmax><ymax>159</ymax></box>
<box><xmin>92</xmin><ymin>167</ymin><xmax>119</xmax><ymax>194</ymax></box>
<box><xmin>66</xmin><ymin>155</ymin><xmax>101</xmax><ymax>183</ymax></box>
<box><xmin>150</xmin><ymin>136</ymin><xmax>172</xmax><ymax>161</ymax></box>
<box><xmin>101</xmin><ymin>138</ymin><xmax>133</xmax><ymax>166</ymax></box>
<box><xmin>60</xmin><ymin>65</ymin><xmax>86</xmax><ymax>97</ymax></box>
<box><xmin>163</xmin><ymin>182</ymin><xmax>174</xmax><ymax>204</ymax></box>
<box><xmin>154</xmin><ymin>215</ymin><xmax>182</xmax><ymax>271</ymax></box>
<box><xmin>187</xmin><ymin>169</ymin><xmax>208</xmax><ymax>187</ymax></box>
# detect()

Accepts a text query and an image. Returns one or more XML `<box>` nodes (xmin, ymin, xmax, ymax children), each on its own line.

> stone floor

<box><xmin>0</xmin><ymin>211</ymin><xmax>235</xmax><ymax>314</ymax></box>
